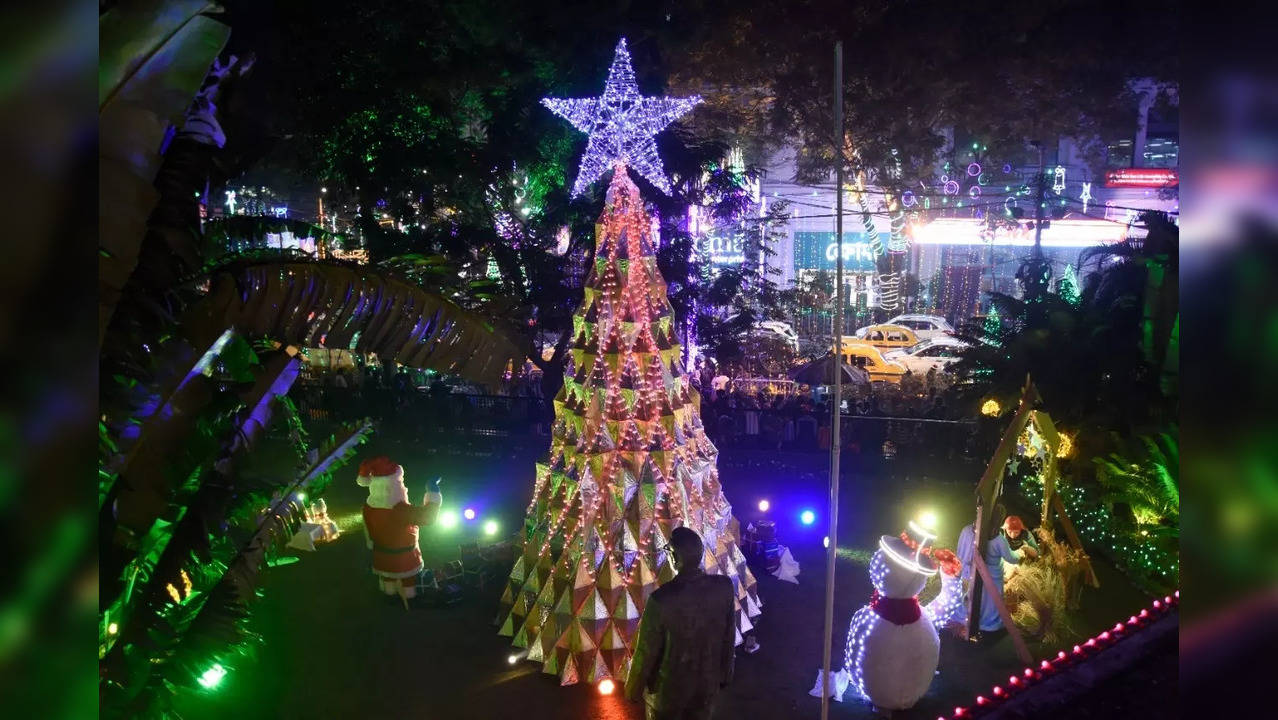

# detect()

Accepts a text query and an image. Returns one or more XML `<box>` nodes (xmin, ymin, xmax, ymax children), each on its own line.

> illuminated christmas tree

<box><xmin>1058</xmin><ymin>264</ymin><xmax>1081</xmax><ymax>305</ymax></box>
<box><xmin>498</xmin><ymin>170</ymin><xmax>761</xmax><ymax>685</ymax></box>
<box><xmin>499</xmin><ymin>40</ymin><xmax>760</xmax><ymax>686</ymax></box>
<box><xmin>983</xmin><ymin>304</ymin><xmax>1001</xmax><ymax>337</ymax></box>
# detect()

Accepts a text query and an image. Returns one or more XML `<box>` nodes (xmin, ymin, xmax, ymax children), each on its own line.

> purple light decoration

<box><xmin>463</xmin><ymin>508</ymin><xmax>476</xmax><ymax>521</ymax></box>
<box><xmin>902</xmin><ymin>190</ymin><xmax>917</xmax><ymax>207</ymax></box>
<box><xmin>944</xmin><ymin>180</ymin><xmax>960</xmax><ymax>195</ymax></box>
<box><xmin>541</xmin><ymin>38</ymin><xmax>702</xmax><ymax>197</ymax></box>
<box><xmin>967</xmin><ymin>162</ymin><xmax>981</xmax><ymax>177</ymax></box>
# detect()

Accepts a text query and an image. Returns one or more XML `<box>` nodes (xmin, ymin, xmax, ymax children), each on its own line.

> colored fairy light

<box><xmin>800</xmin><ymin>509</ymin><xmax>816</xmax><ymax>525</ymax></box>
<box><xmin>198</xmin><ymin>664</ymin><xmax>227</xmax><ymax>689</ymax></box>
<box><xmin>463</xmin><ymin>508</ymin><xmax>476</xmax><ymax>520</ymax></box>
<box><xmin>758</xmin><ymin>499</ymin><xmax>770</xmax><ymax>512</ymax></box>
<box><xmin>541</xmin><ymin>38</ymin><xmax>701</xmax><ymax>197</ymax></box>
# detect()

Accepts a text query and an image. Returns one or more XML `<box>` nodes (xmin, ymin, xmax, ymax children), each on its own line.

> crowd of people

<box><xmin>294</xmin><ymin>355</ymin><xmax>981</xmax><ymax>477</ymax></box>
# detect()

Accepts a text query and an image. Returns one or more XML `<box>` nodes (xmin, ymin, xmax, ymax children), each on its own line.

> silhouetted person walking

<box><xmin>625</xmin><ymin>527</ymin><xmax>736</xmax><ymax>720</ymax></box>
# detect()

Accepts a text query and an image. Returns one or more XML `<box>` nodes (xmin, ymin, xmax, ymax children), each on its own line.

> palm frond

<box><xmin>100</xmin><ymin>1</ymin><xmax>231</xmax><ymax>343</ymax></box>
<box><xmin>188</xmin><ymin>261</ymin><xmax>526</xmax><ymax>388</ymax></box>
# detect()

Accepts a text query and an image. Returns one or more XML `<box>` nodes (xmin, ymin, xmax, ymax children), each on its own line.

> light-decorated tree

<box><xmin>983</xmin><ymin>303</ymin><xmax>1002</xmax><ymax>336</ymax></box>
<box><xmin>499</xmin><ymin>39</ymin><xmax>761</xmax><ymax>687</ymax></box>
<box><xmin>1058</xmin><ymin>264</ymin><xmax>1081</xmax><ymax>305</ymax></box>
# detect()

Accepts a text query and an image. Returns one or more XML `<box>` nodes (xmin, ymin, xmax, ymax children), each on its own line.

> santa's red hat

<box><xmin>358</xmin><ymin>456</ymin><xmax>401</xmax><ymax>479</ymax></box>
<box><xmin>357</xmin><ymin>456</ymin><xmax>407</xmax><ymax>508</ymax></box>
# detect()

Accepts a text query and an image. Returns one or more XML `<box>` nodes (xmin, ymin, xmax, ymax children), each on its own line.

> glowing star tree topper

<box><xmin>542</xmin><ymin>38</ymin><xmax>702</xmax><ymax>197</ymax></box>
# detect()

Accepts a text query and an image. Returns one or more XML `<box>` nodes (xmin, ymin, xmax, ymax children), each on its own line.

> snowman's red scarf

<box><xmin>870</xmin><ymin>590</ymin><xmax>922</xmax><ymax>625</ymax></box>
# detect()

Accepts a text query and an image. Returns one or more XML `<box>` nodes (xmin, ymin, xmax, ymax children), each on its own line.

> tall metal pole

<box><xmin>1032</xmin><ymin>140</ymin><xmax>1045</xmax><ymax>259</ymax></box>
<box><xmin>820</xmin><ymin>40</ymin><xmax>844</xmax><ymax>720</ymax></box>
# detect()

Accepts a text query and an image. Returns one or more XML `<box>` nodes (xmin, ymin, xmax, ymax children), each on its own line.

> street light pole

<box><xmin>820</xmin><ymin>39</ymin><xmax>844</xmax><ymax>720</ymax></box>
<box><xmin>1031</xmin><ymin>141</ymin><xmax>1045</xmax><ymax>260</ymax></box>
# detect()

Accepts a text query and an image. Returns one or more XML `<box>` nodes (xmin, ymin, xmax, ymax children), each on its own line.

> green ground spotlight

<box><xmin>439</xmin><ymin>510</ymin><xmax>459</xmax><ymax>529</ymax></box>
<box><xmin>198</xmin><ymin>663</ymin><xmax>227</xmax><ymax>690</ymax></box>
<box><xmin>483</xmin><ymin>519</ymin><xmax>499</xmax><ymax>536</ymax></box>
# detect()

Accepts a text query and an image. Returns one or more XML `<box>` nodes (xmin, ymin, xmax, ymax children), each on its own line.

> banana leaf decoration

<box><xmin>186</xmin><ymin>261</ymin><xmax>525</xmax><ymax>388</ymax></box>
<box><xmin>100</xmin><ymin>1</ymin><xmax>231</xmax><ymax>344</ymax></box>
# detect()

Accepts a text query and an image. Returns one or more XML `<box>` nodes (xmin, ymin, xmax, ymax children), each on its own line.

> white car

<box><xmin>884</xmin><ymin>337</ymin><xmax>968</xmax><ymax>374</ymax></box>
<box><xmin>752</xmin><ymin>320</ymin><xmax>800</xmax><ymax>353</ymax></box>
<box><xmin>883</xmin><ymin>314</ymin><xmax>956</xmax><ymax>340</ymax></box>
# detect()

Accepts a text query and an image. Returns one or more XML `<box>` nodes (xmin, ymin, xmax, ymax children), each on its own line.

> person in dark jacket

<box><xmin>625</xmin><ymin>527</ymin><xmax>736</xmax><ymax>720</ymax></box>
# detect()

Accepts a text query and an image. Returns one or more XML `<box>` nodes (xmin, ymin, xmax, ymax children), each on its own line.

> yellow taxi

<box><xmin>850</xmin><ymin>324</ymin><xmax>920</xmax><ymax>351</ymax></box>
<box><xmin>836</xmin><ymin>340</ymin><xmax>909</xmax><ymax>384</ymax></box>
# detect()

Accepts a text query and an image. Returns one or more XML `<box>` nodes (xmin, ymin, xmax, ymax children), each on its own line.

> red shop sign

<box><xmin>1104</xmin><ymin>168</ymin><xmax>1178</xmax><ymax>188</ymax></box>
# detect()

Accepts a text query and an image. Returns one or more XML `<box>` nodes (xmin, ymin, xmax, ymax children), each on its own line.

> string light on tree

<box><xmin>541</xmin><ymin>38</ymin><xmax>702</xmax><ymax>197</ymax></box>
<box><xmin>983</xmin><ymin>304</ymin><xmax>1002</xmax><ymax>338</ymax></box>
<box><xmin>1057</xmin><ymin>264</ymin><xmax>1081</xmax><ymax>305</ymax></box>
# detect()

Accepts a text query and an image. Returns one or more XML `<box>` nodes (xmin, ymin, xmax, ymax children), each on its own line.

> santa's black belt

<box><xmin>373</xmin><ymin>544</ymin><xmax>417</xmax><ymax>554</ymax></box>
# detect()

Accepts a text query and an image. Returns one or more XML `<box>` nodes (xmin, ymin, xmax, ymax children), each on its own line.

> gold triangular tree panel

<box><xmin>498</xmin><ymin>170</ymin><xmax>761</xmax><ymax>687</ymax></box>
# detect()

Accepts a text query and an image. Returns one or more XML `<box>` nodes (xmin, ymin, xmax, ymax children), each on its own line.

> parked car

<box><xmin>883</xmin><ymin>337</ymin><xmax>968</xmax><ymax>375</ymax></box>
<box><xmin>883</xmin><ymin>314</ymin><xmax>956</xmax><ymax>340</ymax></box>
<box><xmin>837</xmin><ymin>341</ymin><xmax>908</xmax><ymax>384</ymax></box>
<box><xmin>850</xmin><ymin>324</ymin><xmax>920</xmax><ymax>351</ymax></box>
<box><xmin>752</xmin><ymin>320</ymin><xmax>800</xmax><ymax>353</ymax></box>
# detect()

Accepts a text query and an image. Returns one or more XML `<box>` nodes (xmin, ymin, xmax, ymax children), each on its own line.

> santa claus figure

<box><xmin>357</xmin><ymin>456</ymin><xmax>442</xmax><ymax>606</ymax></box>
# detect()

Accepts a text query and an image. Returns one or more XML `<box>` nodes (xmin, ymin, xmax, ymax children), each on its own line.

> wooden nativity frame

<box><xmin>965</xmin><ymin>377</ymin><xmax>1098</xmax><ymax>663</ymax></box>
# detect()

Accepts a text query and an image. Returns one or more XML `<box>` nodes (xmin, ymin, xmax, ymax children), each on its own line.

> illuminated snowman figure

<box><xmin>842</xmin><ymin>522</ymin><xmax>941</xmax><ymax>711</ymax></box>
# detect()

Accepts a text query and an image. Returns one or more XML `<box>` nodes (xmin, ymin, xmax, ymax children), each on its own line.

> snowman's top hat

<box><xmin>879</xmin><ymin>521</ymin><xmax>938</xmax><ymax>576</ymax></box>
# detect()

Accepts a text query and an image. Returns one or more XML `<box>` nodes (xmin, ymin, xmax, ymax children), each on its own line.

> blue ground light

<box><xmin>800</xmin><ymin>509</ymin><xmax>816</xmax><ymax>526</ymax></box>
